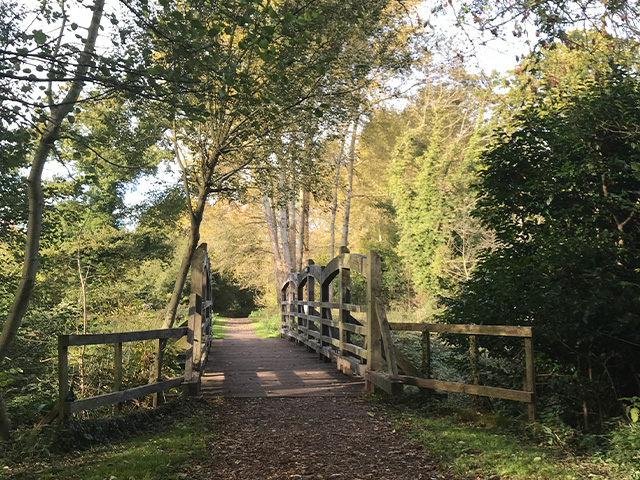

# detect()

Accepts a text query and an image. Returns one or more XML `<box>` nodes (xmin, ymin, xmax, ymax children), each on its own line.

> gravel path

<box><xmin>193</xmin><ymin>319</ymin><xmax>463</xmax><ymax>480</ymax></box>
<box><xmin>199</xmin><ymin>396</ymin><xmax>462</xmax><ymax>480</ymax></box>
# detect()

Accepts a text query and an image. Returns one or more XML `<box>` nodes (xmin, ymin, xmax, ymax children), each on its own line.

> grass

<box><xmin>211</xmin><ymin>316</ymin><xmax>227</xmax><ymax>339</ymax></box>
<box><xmin>372</xmin><ymin>396</ymin><xmax>636</xmax><ymax>480</ymax></box>
<box><xmin>7</xmin><ymin>399</ymin><xmax>217</xmax><ymax>480</ymax></box>
<box><xmin>248</xmin><ymin>307</ymin><xmax>281</xmax><ymax>338</ymax></box>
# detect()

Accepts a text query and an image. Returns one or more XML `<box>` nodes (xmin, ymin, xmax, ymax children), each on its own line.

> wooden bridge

<box><xmin>54</xmin><ymin>246</ymin><xmax>536</xmax><ymax>422</ymax></box>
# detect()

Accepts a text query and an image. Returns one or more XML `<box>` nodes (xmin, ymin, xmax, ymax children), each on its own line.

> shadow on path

<box><xmin>200</xmin><ymin>317</ymin><xmax>364</xmax><ymax>397</ymax></box>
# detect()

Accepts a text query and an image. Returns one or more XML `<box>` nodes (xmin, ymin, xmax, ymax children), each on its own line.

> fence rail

<box><xmin>56</xmin><ymin>244</ymin><xmax>213</xmax><ymax>421</ymax></box>
<box><xmin>279</xmin><ymin>249</ymin><xmax>536</xmax><ymax>421</ymax></box>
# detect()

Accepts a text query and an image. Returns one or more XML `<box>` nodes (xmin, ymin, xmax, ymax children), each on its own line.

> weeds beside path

<box><xmin>8</xmin><ymin>396</ymin><xmax>460</xmax><ymax>480</ymax></box>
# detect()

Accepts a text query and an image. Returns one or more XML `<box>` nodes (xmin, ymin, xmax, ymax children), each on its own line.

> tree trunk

<box><xmin>329</xmin><ymin>147</ymin><xmax>342</xmax><ymax>261</ymax></box>
<box><xmin>0</xmin><ymin>0</ymin><xmax>105</xmax><ymax>440</ymax></box>
<box><xmin>341</xmin><ymin>115</ymin><xmax>359</xmax><ymax>249</ymax></box>
<box><xmin>297</xmin><ymin>188</ymin><xmax>310</xmax><ymax>272</ymax></box>
<box><xmin>289</xmin><ymin>191</ymin><xmax>297</xmax><ymax>272</ymax></box>
<box><xmin>263</xmin><ymin>193</ymin><xmax>286</xmax><ymax>301</ymax></box>
<box><xmin>278</xmin><ymin>171</ymin><xmax>293</xmax><ymax>273</ymax></box>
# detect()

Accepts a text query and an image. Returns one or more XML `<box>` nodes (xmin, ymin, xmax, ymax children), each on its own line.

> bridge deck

<box><xmin>200</xmin><ymin>317</ymin><xmax>364</xmax><ymax>397</ymax></box>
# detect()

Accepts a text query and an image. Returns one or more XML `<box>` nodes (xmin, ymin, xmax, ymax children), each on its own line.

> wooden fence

<box><xmin>57</xmin><ymin>244</ymin><xmax>213</xmax><ymax>420</ymax></box>
<box><xmin>280</xmin><ymin>249</ymin><xmax>536</xmax><ymax>421</ymax></box>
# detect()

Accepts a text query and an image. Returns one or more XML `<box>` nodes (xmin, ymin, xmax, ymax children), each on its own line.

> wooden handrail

<box><xmin>59</xmin><ymin>327</ymin><xmax>188</xmax><ymax>347</ymax></box>
<box><xmin>388</xmin><ymin>322</ymin><xmax>532</xmax><ymax>338</ymax></box>
<box><xmin>56</xmin><ymin>243</ymin><xmax>215</xmax><ymax>422</ymax></box>
<box><xmin>279</xmin><ymin>250</ymin><xmax>536</xmax><ymax>421</ymax></box>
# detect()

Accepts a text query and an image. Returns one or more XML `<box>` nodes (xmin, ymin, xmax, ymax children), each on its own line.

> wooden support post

<box><xmin>365</xmin><ymin>252</ymin><xmax>383</xmax><ymax>392</ymax></box>
<box><xmin>114</xmin><ymin>342</ymin><xmax>123</xmax><ymax>412</ymax></box>
<box><xmin>421</xmin><ymin>331</ymin><xmax>431</xmax><ymax>379</ymax></box>
<box><xmin>192</xmin><ymin>294</ymin><xmax>203</xmax><ymax>373</ymax></box>
<box><xmin>306</xmin><ymin>260</ymin><xmax>315</xmax><ymax>346</ymax></box>
<box><xmin>152</xmin><ymin>337</ymin><xmax>164</xmax><ymax>407</ymax></box>
<box><xmin>58</xmin><ymin>336</ymin><xmax>69</xmax><ymax>422</ymax></box>
<box><xmin>184</xmin><ymin>293</ymin><xmax>196</xmax><ymax>395</ymax></box>
<box><xmin>338</xmin><ymin>250</ymin><xmax>350</xmax><ymax>357</ymax></box>
<box><xmin>375</xmin><ymin>298</ymin><xmax>400</xmax><ymax>382</ymax></box>
<box><xmin>525</xmin><ymin>336</ymin><xmax>536</xmax><ymax>422</ymax></box>
<box><xmin>320</xmin><ymin>275</ymin><xmax>331</xmax><ymax>362</ymax></box>
<box><xmin>469</xmin><ymin>335</ymin><xmax>479</xmax><ymax>404</ymax></box>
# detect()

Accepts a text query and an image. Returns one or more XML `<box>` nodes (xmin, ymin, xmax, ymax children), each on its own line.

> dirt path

<box><xmin>194</xmin><ymin>319</ymin><xmax>462</xmax><ymax>480</ymax></box>
<box><xmin>201</xmin><ymin>318</ymin><xmax>364</xmax><ymax>397</ymax></box>
<box><xmin>198</xmin><ymin>397</ymin><xmax>460</xmax><ymax>480</ymax></box>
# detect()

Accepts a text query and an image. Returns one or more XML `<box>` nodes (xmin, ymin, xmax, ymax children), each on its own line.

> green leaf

<box><xmin>33</xmin><ymin>29</ymin><xmax>47</xmax><ymax>45</ymax></box>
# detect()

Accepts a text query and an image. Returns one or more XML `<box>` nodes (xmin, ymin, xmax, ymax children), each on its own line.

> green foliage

<box><xmin>374</xmin><ymin>396</ymin><xmax>640</xmax><ymax>479</ymax></box>
<box><xmin>389</xmin><ymin>70</ymin><xmax>494</xmax><ymax>305</ymax></box>
<box><xmin>442</xmin><ymin>69</ymin><xmax>640</xmax><ymax>423</ymax></box>
<box><xmin>609</xmin><ymin>422</ymin><xmax>640</xmax><ymax>477</ymax></box>
<box><xmin>249</xmin><ymin>307</ymin><xmax>281</xmax><ymax>338</ymax></box>
<box><xmin>1</xmin><ymin>399</ymin><xmax>216</xmax><ymax>478</ymax></box>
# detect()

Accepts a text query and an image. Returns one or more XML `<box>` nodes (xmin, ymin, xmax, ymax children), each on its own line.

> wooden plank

<box><xmin>343</xmin><ymin>342</ymin><xmax>367</xmax><ymax>359</ymax></box>
<box><xmin>113</xmin><ymin>342</ymin><xmax>123</xmax><ymax>412</ymax></box>
<box><xmin>393</xmin><ymin>346</ymin><xmax>419</xmax><ymax>377</ymax></box>
<box><xmin>69</xmin><ymin>377</ymin><xmax>185</xmax><ymax>413</ymax></box>
<box><xmin>366</xmin><ymin>252</ymin><xmax>383</xmax><ymax>374</ymax></box>
<box><xmin>525</xmin><ymin>337</ymin><xmax>536</xmax><ymax>422</ymax></box>
<box><xmin>342</xmin><ymin>323</ymin><xmax>366</xmax><ymax>335</ymax></box>
<box><xmin>58</xmin><ymin>340</ymin><xmax>69</xmax><ymax>420</ymax></box>
<box><xmin>375</xmin><ymin>298</ymin><xmax>399</xmax><ymax>380</ymax></box>
<box><xmin>61</xmin><ymin>327</ymin><xmax>188</xmax><ymax>347</ymax></box>
<box><xmin>291</xmin><ymin>301</ymin><xmax>366</xmax><ymax>313</ymax></box>
<box><xmin>422</xmin><ymin>331</ymin><xmax>431</xmax><ymax>379</ymax></box>
<box><xmin>389</xmin><ymin>323</ymin><xmax>532</xmax><ymax>338</ymax></box>
<box><xmin>365</xmin><ymin>371</ymin><xmax>404</xmax><ymax>396</ymax></box>
<box><xmin>398</xmin><ymin>376</ymin><xmax>533</xmax><ymax>403</ymax></box>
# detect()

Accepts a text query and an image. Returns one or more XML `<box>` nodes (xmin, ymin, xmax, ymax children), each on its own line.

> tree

<box><xmin>0</xmin><ymin>0</ymin><xmax>106</xmax><ymax>439</ymax></box>
<box><xmin>389</xmin><ymin>62</ymin><xmax>494</xmax><ymax>304</ymax></box>
<box><xmin>442</xmin><ymin>69</ymin><xmax>640</xmax><ymax>426</ymax></box>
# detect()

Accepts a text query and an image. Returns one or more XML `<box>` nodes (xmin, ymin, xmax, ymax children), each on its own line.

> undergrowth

<box><xmin>2</xmin><ymin>397</ymin><xmax>217</xmax><ymax>480</ymax></box>
<box><xmin>371</xmin><ymin>394</ymin><xmax>640</xmax><ymax>480</ymax></box>
<box><xmin>248</xmin><ymin>307</ymin><xmax>281</xmax><ymax>338</ymax></box>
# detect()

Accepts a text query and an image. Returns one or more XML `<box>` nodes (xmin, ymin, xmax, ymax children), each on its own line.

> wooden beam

<box><xmin>69</xmin><ymin>377</ymin><xmax>185</xmax><ymax>413</ymax></box>
<box><xmin>60</xmin><ymin>327</ymin><xmax>188</xmax><ymax>347</ymax></box>
<box><xmin>365</xmin><ymin>371</ymin><xmax>403</xmax><ymax>396</ymax></box>
<box><xmin>375</xmin><ymin>298</ymin><xmax>399</xmax><ymax>380</ymax></box>
<box><xmin>388</xmin><ymin>323</ymin><xmax>532</xmax><ymax>338</ymax></box>
<box><xmin>398</xmin><ymin>375</ymin><xmax>533</xmax><ymax>403</ymax></box>
<box><xmin>57</xmin><ymin>340</ymin><xmax>69</xmax><ymax>421</ymax></box>
<box><xmin>525</xmin><ymin>336</ymin><xmax>536</xmax><ymax>422</ymax></box>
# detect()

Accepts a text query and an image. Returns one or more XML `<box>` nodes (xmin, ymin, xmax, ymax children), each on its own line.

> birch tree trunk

<box><xmin>341</xmin><ymin>115</ymin><xmax>360</xmax><ymax>249</ymax></box>
<box><xmin>263</xmin><ymin>193</ymin><xmax>286</xmax><ymax>301</ymax></box>
<box><xmin>0</xmin><ymin>0</ymin><xmax>105</xmax><ymax>440</ymax></box>
<box><xmin>297</xmin><ymin>188</ymin><xmax>310</xmax><ymax>272</ymax></box>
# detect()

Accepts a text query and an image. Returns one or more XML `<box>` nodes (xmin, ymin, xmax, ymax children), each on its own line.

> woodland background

<box><xmin>1</xmin><ymin>0</ymin><xmax>640</xmax><ymax>474</ymax></box>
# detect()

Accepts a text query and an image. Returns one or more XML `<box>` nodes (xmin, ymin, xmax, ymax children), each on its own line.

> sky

<box><xmin>36</xmin><ymin>0</ymin><xmax>531</xmax><ymax>213</ymax></box>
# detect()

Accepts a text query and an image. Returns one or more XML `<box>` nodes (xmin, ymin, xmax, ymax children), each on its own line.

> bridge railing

<box><xmin>56</xmin><ymin>244</ymin><xmax>213</xmax><ymax>420</ymax></box>
<box><xmin>280</xmin><ymin>249</ymin><xmax>536</xmax><ymax>421</ymax></box>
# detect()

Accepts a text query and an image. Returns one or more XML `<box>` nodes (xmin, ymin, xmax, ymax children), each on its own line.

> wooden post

<box><xmin>114</xmin><ymin>342</ymin><xmax>123</xmax><ymax>412</ymax></box>
<box><xmin>290</xmin><ymin>280</ymin><xmax>297</xmax><ymax>336</ymax></box>
<box><xmin>338</xmin><ymin>248</ymin><xmax>350</xmax><ymax>357</ymax></box>
<box><xmin>191</xmin><ymin>245</ymin><xmax>206</xmax><ymax>378</ymax></box>
<box><xmin>297</xmin><ymin>282</ymin><xmax>305</xmax><ymax>345</ymax></box>
<box><xmin>525</xmin><ymin>336</ymin><xmax>536</xmax><ymax>422</ymax></box>
<box><xmin>192</xmin><ymin>293</ymin><xmax>203</xmax><ymax>373</ymax></box>
<box><xmin>184</xmin><ymin>293</ymin><xmax>196</xmax><ymax>383</ymax></box>
<box><xmin>58</xmin><ymin>336</ymin><xmax>69</xmax><ymax>421</ymax></box>
<box><xmin>421</xmin><ymin>330</ymin><xmax>431</xmax><ymax>379</ymax></box>
<box><xmin>365</xmin><ymin>251</ymin><xmax>383</xmax><ymax>392</ymax></box>
<box><xmin>469</xmin><ymin>335</ymin><xmax>479</xmax><ymax>404</ymax></box>
<box><xmin>152</xmin><ymin>337</ymin><xmax>164</xmax><ymax>407</ymax></box>
<box><xmin>320</xmin><ymin>275</ymin><xmax>331</xmax><ymax>361</ymax></box>
<box><xmin>306</xmin><ymin>260</ymin><xmax>315</xmax><ymax>346</ymax></box>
